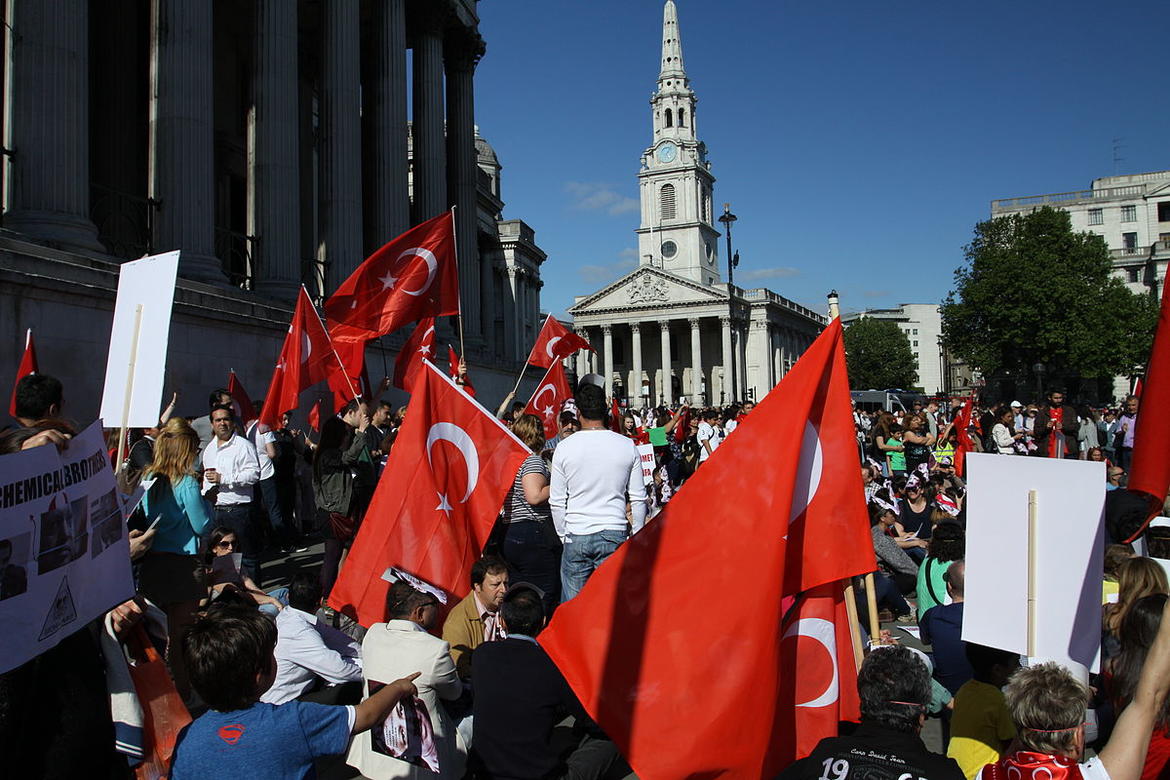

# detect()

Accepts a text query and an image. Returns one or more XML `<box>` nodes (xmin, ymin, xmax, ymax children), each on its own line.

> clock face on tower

<box><xmin>656</xmin><ymin>142</ymin><xmax>677</xmax><ymax>164</ymax></box>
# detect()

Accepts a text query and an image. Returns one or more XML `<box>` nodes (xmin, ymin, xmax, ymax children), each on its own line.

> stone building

<box><xmin>0</xmin><ymin>0</ymin><xmax>544</xmax><ymax>422</ymax></box>
<box><xmin>841</xmin><ymin>304</ymin><xmax>949</xmax><ymax>395</ymax></box>
<box><xmin>569</xmin><ymin>0</ymin><xmax>824</xmax><ymax>407</ymax></box>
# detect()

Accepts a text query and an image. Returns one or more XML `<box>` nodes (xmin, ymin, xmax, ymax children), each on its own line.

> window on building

<box><xmin>1128</xmin><ymin>267</ymin><xmax>1140</xmax><ymax>283</ymax></box>
<box><xmin>913</xmin><ymin>340</ymin><xmax>919</xmax><ymax>347</ymax></box>
<box><xmin>660</xmin><ymin>184</ymin><xmax>676</xmax><ymax>220</ymax></box>
<box><xmin>1159</xmin><ymin>202</ymin><xmax>1170</xmax><ymax>222</ymax></box>
<box><xmin>678</xmin><ymin>108</ymin><xmax>686</xmax><ymax>127</ymax></box>
<box><xmin>1123</xmin><ymin>232</ymin><xmax>1138</xmax><ymax>250</ymax></box>
<box><xmin>1161</xmin><ymin>232</ymin><xmax>1170</xmax><ymax>243</ymax></box>
<box><xmin>912</xmin><ymin>328</ymin><xmax>918</xmax><ymax>335</ymax></box>
<box><xmin>1122</xmin><ymin>205</ymin><xmax>1138</xmax><ymax>223</ymax></box>
<box><xmin>665</xmin><ymin>108</ymin><xmax>673</xmax><ymax>128</ymax></box>
<box><xmin>1088</xmin><ymin>208</ymin><xmax>1104</xmax><ymax>225</ymax></box>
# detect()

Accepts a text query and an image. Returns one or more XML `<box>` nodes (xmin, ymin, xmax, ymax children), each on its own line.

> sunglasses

<box><xmin>215</xmin><ymin>539</ymin><xmax>237</xmax><ymax>549</ymax></box>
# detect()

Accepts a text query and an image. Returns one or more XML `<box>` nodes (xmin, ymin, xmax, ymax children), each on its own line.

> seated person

<box><xmin>347</xmin><ymin>580</ymin><xmax>467</xmax><ymax>779</ymax></box>
<box><xmin>442</xmin><ymin>555</ymin><xmax>509</xmax><ymax>679</ymax></box>
<box><xmin>170</xmin><ymin>606</ymin><xmax>420</xmax><ymax>779</ymax></box>
<box><xmin>946</xmin><ymin>644</ymin><xmax>1020</xmax><ymax>779</ymax></box>
<box><xmin>779</xmin><ymin>645</ymin><xmax>965</xmax><ymax>779</ymax></box>
<box><xmin>920</xmin><ymin>560</ymin><xmax>973</xmax><ymax>696</ymax></box>
<box><xmin>202</xmin><ymin>526</ymin><xmax>286</xmax><ymax>616</ymax></box>
<box><xmin>981</xmin><ymin>598</ymin><xmax>1170</xmax><ymax>780</ymax></box>
<box><xmin>259</xmin><ymin>573</ymin><xmax>363</xmax><ymax>705</ymax></box>
<box><xmin>472</xmin><ymin>584</ymin><xmax>621</xmax><ymax>780</ymax></box>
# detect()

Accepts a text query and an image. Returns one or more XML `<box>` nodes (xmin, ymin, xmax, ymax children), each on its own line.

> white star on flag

<box><xmin>378</xmin><ymin>271</ymin><xmax>398</xmax><ymax>290</ymax></box>
<box><xmin>435</xmin><ymin>493</ymin><xmax>454</xmax><ymax>517</ymax></box>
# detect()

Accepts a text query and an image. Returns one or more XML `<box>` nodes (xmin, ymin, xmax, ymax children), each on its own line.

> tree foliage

<box><xmin>941</xmin><ymin>207</ymin><xmax>1157</xmax><ymax>384</ymax></box>
<box><xmin>843</xmin><ymin>317</ymin><xmax>919</xmax><ymax>390</ymax></box>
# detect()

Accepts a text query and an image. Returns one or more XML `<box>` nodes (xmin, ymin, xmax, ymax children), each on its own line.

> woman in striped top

<box><xmin>500</xmin><ymin>414</ymin><xmax>562</xmax><ymax>612</ymax></box>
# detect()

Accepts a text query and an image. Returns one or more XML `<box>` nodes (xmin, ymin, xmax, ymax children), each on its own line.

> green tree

<box><xmin>941</xmin><ymin>207</ymin><xmax>1157</xmax><ymax>387</ymax></box>
<box><xmin>843</xmin><ymin>317</ymin><xmax>919</xmax><ymax>390</ymax></box>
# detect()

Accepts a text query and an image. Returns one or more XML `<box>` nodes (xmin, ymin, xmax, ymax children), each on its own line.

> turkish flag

<box><xmin>1128</xmin><ymin>280</ymin><xmax>1170</xmax><ymax>526</ymax></box>
<box><xmin>307</xmin><ymin>396</ymin><xmax>330</xmax><ymax>433</ymax></box>
<box><xmin>227</xmin><ymin>371</ymin><xmax>258</xmax><ymax>426</ymax></box>
<box><xmin>775</xmin><ymin>582</ymin><xmax>861</xmax><ymax>764</ymax></box>
<box><xmin>953</xmin><ymin>399</ymin><xmax>973</xmax><ymax>476</ymax></box>
<box><xmin>8</xmin><ymin>328</ymin><xmax>38</xmax><ymax>418</ymax></box>
<box><xmin>328</xmin><ymin>360</ymin><xmax>529</xmax><ymax>626</ymax></box>
<box><xmin>527</xmin><ymin>314</ymin><xmax>593</xmax><ymax>369</ymax></box>
<box><xmin>259</xmin><ymin>288</ymin><xmax>351</xmax><ymax>429</ymax></box>
<box><xmin>524</xmin><ymin>359</ymin><xmax>573</xmax><ymax>438</ymax></box>
<box><xmin>538</xmin><ymin>319</ymin><xmax>873</xmax><ymax>779</ymax></box>
<box><xmin>447</xmin><ymin>345</ymin><xmax>475</xmax><ymax>397</ymax></box>
<box><xmin>1135</xmin><ymin>377</ymin><xmax>1144</xmax><ymax>399</ymax></box>
<box><xmin>609</xmin><ymin>397</ymin><xmax>622</xmax><ymax>433</ymax></box>
<box><xmin>324</xmin><ymin>211</ymin><xmax>459</xmax><ymax>343</ymax></box>
<box><xmin>328</xmin><ymin>338</ymin><xmax>367</xmax><ymax>408</ymax></box>
<box><xmin>393</xmin><ymin>317</ymin><xmax>436</xmax><ymax>391</ymax></box>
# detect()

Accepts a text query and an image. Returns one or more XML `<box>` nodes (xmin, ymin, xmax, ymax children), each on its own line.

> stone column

<box><xmin>445</xmin><ymin>41</ymin><xmax>483</xmax><ymax>342</ymax></box>
<box><xmin>504</xmin><ymin>268</ymin><xmax>519</xmax><ymax>360</ymax></box>
<box><xmin>363</xmin><ymin>0</ymin><xmax>409</xmax><ymax>251</ymax></box>
<box><xmin>720</xmin><ymin>315</ymin><xmax>733</xmax><ymax>404</ymax></box>
<box><xmin>251</xmin><ymin>0</ymin><xmax>301</xmax><ymax>300</ymax></box>
<box><xmin>737</xmin><ymin>321</ymin><xmax>748</xmax><ymax>400</ymax></box>
<box><xmin>631</xmin><ymin>323</ymin><xmax>643</xmax><ymax>405</ymax></box>
<box><xmin>689</xmin><ymin>318</ymin><xmax>703</xmax><ymax>403</ymax></box>
<box><xmin>660</xmin><ymin>320</ymin><xmax>673</xmax><ymax>405</ymax></box>
<box><xmin>319</xmin><ymin>0</ymin><xmax>363</xmax><ymax>291</ymax></box>
<box><xmin>770</xmin><ymin>325</ymin><xmax>781</xmax><ymax>385</ymax></box>
<box><xmin>411</xmin><ymin>11</ymin><xmax>446</xmax><ymax>224</ymax></box>
<box><xmin>602</xmin><ymin>325</ymin><xmax>614</xmax><ymax>399</ymax></box>
<box><xmin>575</xmin><ymin>330</ymin><xmax>589</xmax><ymax>379</ymax></box>
<box><xmin>4</xmin><ymin>0</ymin><xmax>102</xmax><ymax>251</ymax></box>
<box><xmin>149</xmin><ymin>0</ymin><xmax>220</xmax><ymax>280</ymax></box>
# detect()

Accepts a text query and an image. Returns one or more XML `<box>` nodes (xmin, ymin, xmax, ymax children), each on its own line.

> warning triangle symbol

<box><xmin>39</xmin><ymin>576</ymin><xmax>78</xmax><ymax>641</ymax></box>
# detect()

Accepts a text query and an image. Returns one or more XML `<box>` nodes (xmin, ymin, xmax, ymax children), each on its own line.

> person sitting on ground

<box><xmin>778</xmin><ymin>645</ymin><xmax>965</xmax><ymax>779</ymax></box>
<box><xmin>202</xmin><ymin>526</ymin><xmax>286</xmax><ymax>616</ymax></box>
<box><xmin>442</xmin><ymin>556</ymin><xmax>510</xmax><ymax>679</ymax></box>
<box><xmin>1104</xmin><ymin>557</ymin><xmax>1169</xmax><ymax>661</ymax></box>
<box><xmin>259</xmin><ymin>572</ymin><xmax>364</xmax><ymax>705</ymax></box>
<box><xmin>170</xmin><ymin>607</ymin><xmax>419</xmax><ymax>780</ymax></box>
<box><xmin>1106</xmin><ymin>593</ymin><xmax>1170</xmax><ymax>780</ymax></box>
<box><xmin>920</xmin><ymin>560</ymin><xmax>973</xmax><ymax>696</ymax></box>
<box><xmin>869</xmin><ymin>502</ymin><xmax>920</xmax><ymax>606</ymax></box>
<box><xmin>472</xmin><ymin>585</ymin><xmax>622</xmax><ymax>780</ymax></box>
<box><xmin>347</xmin><ymin>580</ymin><xmax>467</xmax><ymax>779</ymax></box>
<box><xmin>947</xmin><ymin>644</ymin><xmax>1020</xmax><ymax>779</ymax></box>
<box><xmin>917</xmin><ymin>521</ymin><xmax>965</xmax><ymax>616</ymax></box>
<box><xmin>1104</xmin><ymin>543</ymin><xmax>1136</xmax><ymax>605</ymax></box>
<box><xmin>11</xmin><ymin>373</ymin><xmax>63</xmax><ymax>427</ymax></box>
<box><xmin>981</xmin><ymin>596</ymin><xmax>1170</xmax><ymax>780</ymax></box>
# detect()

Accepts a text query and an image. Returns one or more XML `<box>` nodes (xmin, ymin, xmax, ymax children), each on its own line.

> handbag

<box><xmin>127</xmin><ymin>624</ymin><xmax>192</xmax><ymax>780</ymax></box>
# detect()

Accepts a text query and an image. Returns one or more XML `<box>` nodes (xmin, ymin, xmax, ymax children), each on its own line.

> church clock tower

<box><xmin>636</xmin><ymin>0</ymin><xmax>720</xmax><ymax>286</ymax></box>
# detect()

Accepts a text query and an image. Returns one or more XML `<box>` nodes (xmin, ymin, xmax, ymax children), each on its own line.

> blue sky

<box><xmin>473</xmin><ymin>1</ymin><xmax>1168</xmax><ymax>319</ymax></box>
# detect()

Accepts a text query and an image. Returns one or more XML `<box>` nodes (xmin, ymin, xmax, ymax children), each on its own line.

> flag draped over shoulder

<box><xmin>526</xmin><ymin>314</ymin><xmax>593</xmax><ymax>369</ymax></box>
<box><xmin>538</xmin><ymin>319</ymin><xmax>873</xmax><ymax>780</ymax></box>
<box><xmin>953</xmin><ymin>399</ymin><xmax>974</xmax><ymax>476</ymax></box>
<box><xmin>524</xmin><ymin>360</ymin><xmax>572</xmax><ymax>439</ymax></box>
<box><xmin>8</xmin><ymin>328</ymin><xmax>37</xmax><ymax>418</ymax></box>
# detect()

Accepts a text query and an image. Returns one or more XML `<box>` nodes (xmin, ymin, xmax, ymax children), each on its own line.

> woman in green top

<box><xmin>886</xmin><ymin>427</ymin><xmax>907</xmax><ymax>476</ymax></box>
<box><xmin>916</xmin><ymin>521</ymin><xmax>965</xmax><ymax>616</ymax></box>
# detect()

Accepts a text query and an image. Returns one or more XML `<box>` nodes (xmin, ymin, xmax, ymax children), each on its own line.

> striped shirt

<box><xmin>502</xmin><ymin>454</ymin><xmax>552</xmax><ymax>525</ymax></box>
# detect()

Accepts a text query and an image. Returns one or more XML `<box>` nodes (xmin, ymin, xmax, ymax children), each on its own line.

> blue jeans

<box><xmin>502</xmin><ymin>521</ymin><xmax>562</xmax><ymax>615</ymax></box>
<box><xmin>560</xmin><ymin>528</ymin><xmax>627</xmax><ymax>603</ymax></box>
<box><xmin>258</xmin><ymin>586</ymin><xmax>289</xmax><ymax>618</ymax></box>
<box><xmin>256</xmin><ymin>476</ymin><xmax>290</xmax><ymax>548</ymax></box>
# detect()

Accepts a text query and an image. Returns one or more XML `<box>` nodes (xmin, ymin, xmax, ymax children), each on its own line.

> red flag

<box><xmin>328</xmin><ymin>361</ymin><xmax>528</xmax><ymax>626</ymax></box>
<box><xmin>259</xmin><ymin>288</ymin><xmax>353</xmax><ymax>429</ymax></box>
<box><xmin>307</xmin><ymin>396</ymin><xmax>329</xmax><ymax>433</ymax></box>
<box><xmin>539</xmin><ymin>319</ymin><xmax>873</xmax><ymax>779</ymax></box>
<box><xmin>447</xmin><ymin>345</ymin><xmax>475</xmax><ymax>397</ymax></box>
<box><xmin>524</xmin><ymin>360</ymin><xmax>573</xmax><ymax>439</ymax></box>
<box><xmin>8</xmin><ymin>328</ymin><xmax>38</xmax><ymax>418</ymax></box>
<box><xmin>673</xmin><ymin>406</ymin><xmax>691</xmax><ymax>444</ymax></box>
<box><xmin>776</xmin><ymin>582</ymin><xmax>861</xmax><ymax>764</ymax></box>
<box><xmin>227</xmin><ymin>371</ymin><xmax>258</xmax><ymax>426</ymax></box>
<box><xmin>1129</xmin><ymin>280</ymin><xmax>1170</xmax><ymax>511</ymax></box>
<box><xmin>324</xmin><ymin>211</ymin><xmax>459</xmax><ymax>342</ymax></box>
<box><xmin>526</xmin><ymin>313</ymin><xmax>593</xmax><ymax>369</ymax></box>
<box><xmin>1134</xmin><ymin>376</ymin><xmax>1144</xmax><ymax>399</ymax></box>
<box><xmin>609</xmin><ymin>397</ymin><xmax>622</xmax><ymax>433</ymax></box>
<box><xmin>393</xmin><ymin>317</ymin><xmax>436</xmax><ymax>391</ymax></box>
<box><xmin>328</xmin><ymin>338</ymin><xmax>366</xmax><ymax>410</ymax></box>
<box><xmin>953</xmin><ymin>399</ymin><xmax>973</xmax><ymax>476</ymax></box>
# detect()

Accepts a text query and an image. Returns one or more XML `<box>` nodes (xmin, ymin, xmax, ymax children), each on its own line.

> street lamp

<box><xmin>718</xmin><ymin>203</ymin><xmax>739</xmax><ymax>402</ymax></box>
<box><xmin>1032</xmin><ymin>362</ymin><xmax>1046</xmax><ymax>404</ymax></box>
<box><xmin>827</xmin><ymin>289</ymin><xmax>840</xmax><ymax>320</ymax></box>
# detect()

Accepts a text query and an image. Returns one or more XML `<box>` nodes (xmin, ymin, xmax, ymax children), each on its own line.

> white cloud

<box><xmin>737</xmin><ymin>266</ymin><xmax>801</xmax><ymax>282</ymax></box>
<box><xmin>578</xmin><ymin>247</ymin><xmax>639</xmax><ymax>284</ymax></box>
<box><xmin>564</xmin><ymin>181</ymin><xmax>640</xmax><ymax>216</ymax></box>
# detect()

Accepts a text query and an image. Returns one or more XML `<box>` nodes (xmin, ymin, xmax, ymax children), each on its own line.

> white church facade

<box><xmin>569</xmin><ymin>0</ymin><xmax>824</xmax><ymax>406</ymax></box>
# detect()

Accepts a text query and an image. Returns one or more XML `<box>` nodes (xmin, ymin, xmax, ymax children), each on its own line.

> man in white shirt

<box><xmin>260</xmin><ymin>573</ymin><xmax>364</xmax><ymax>705</ymax></box>
<box><xmin>203</xmin><ymin>404</ymin><xmax>262</xmax><ymax>580</ymax></box>
<box><xmin>696</xmin><ymin>409</ymin><xmax>721</xmax><ymax>463</ymax></box>
<box><xmin>550</xmin><ymin>383</ymin><xmax>646</xmax><ymax>602</ymax></box>
<box><xmin>246</xmin><ymin>411</ymin><xmax>292</xmax><ymax>552</ymax></box>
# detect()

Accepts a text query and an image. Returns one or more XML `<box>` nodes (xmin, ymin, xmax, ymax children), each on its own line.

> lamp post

<box><xmin>1032</xmin><ymin>361</ymin><xmax>1046</xmax><ymax>404</ymax></box>
<box><xmin>718</xmin><ymin>203</ymin><xmax>739</xmax><ymax>402</ymax></box>
<box><xmin>827</xmin><ymin>289</ymin><xmax>840</xmax><ymax>320</ymax></box>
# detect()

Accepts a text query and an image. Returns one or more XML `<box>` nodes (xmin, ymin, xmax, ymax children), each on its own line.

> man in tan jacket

<box><xmin>441</xmin><ymin>556</ymin><xmax>509</xmax><ymax>678</ymax></box>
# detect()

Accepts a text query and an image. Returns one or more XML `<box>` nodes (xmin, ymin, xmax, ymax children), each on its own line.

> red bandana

<box><xmin>983</xmin><ymin>751</ymin><xmax>1083</xmax><ymax>780</ymax></box>
<box><xmin>1048</xmin><ymin>407</ymin><xmax>1065</xmax><ymax>458</ymax></box>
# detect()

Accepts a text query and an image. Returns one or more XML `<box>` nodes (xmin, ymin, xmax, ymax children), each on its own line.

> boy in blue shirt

<box><xmin>170</xmin><ymin>607</ymin><xmax>419</xmax><ymax>780</ymax></box>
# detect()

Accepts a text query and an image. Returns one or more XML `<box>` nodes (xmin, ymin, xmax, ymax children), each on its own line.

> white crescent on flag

<box><xmin>782</xmin><ymin>617</ymin><xmax>839</xmax><ymax>708</ymax></box>
<box><xmin>782</xmin><ymin>420</ymin><xmax>824</xmax><ymax>540</ymax></box>
<box><xmin>301</xmin><ymin>332</ymin><xmax>312</xmax><ymax>363</ymax></box>
<box><xmin>532</xmin><ymin>383</ymin><xmax>557</xmax><ymax>414</ymax></box>
<box><xmin>392</xmin><ymin>247</ymin><xmax>438</xmax><ymax>297</ymax></box>
<box><xmin>426</xmin><ymin>422</ymin><xmax>481</xmax><ymax>514</ymax></box>
<box><xmin>545</xmin><ymin>336</ymin><xmax>563</xmax><ymax>360</ymax></box>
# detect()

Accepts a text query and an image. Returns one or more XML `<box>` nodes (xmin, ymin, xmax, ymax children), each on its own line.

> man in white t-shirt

<box><xmin>550</xmin><ymin>383</ymin><xmax>647</xmax><ymax>602</ymax></box>
<box><xmin>247</xmin><ymin>408</ymin><xmax>293</xmax><ymax>552</ymax></box>
<box><xmin>696</xmin><ymin>410</ymin><xmax>722</xmax><ymax>463</ymax></box>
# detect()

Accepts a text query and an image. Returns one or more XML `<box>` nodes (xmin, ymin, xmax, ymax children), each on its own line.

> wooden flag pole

<box><xmin>863</xmin><ymin>572</ymin><xmax>881</xmax><ymax>647</ymax></box>
<box><xmin>115</xmin><ymin>304</ymin><xmax>145</xmax><ymax>473</ymax></box>
<box><xmin>842</xmin><ymin>579</ymin><xmax>865</xmax><ymax>671</ymax></box>
<box><xmin>1027</xmin><ymin>489</ymin><xmax>1038</xmax><ymax>658</ymax></box>
<box><xmin>450</xmin><ymin>205</ymin><xmax>466</xmax><ymax>359</ymax></box>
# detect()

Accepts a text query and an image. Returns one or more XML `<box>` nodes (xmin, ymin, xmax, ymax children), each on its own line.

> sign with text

<box><xmin>637</xmin><ymin>443</ymin><xmax>655</xmax><ymax>486</ymax></box>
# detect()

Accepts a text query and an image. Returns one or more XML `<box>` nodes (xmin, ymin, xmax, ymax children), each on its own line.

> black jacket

<box><xmin>777</xmin><ymin>722</ymin><xmax>965</xmax><ymax>780</ymax></box>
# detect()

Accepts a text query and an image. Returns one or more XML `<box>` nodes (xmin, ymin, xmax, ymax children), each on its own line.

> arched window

<box><xmin>678</xmin><ymin>108</ymin><xmax>686</xmax><ymax>127</ymax></box>
<box><xmin>660</xmin><ymin>184</ymin><xmax>676</xmax><ymax>220</ymax></box>
<box><xmin>665</xmin><ymin>108</ymin><xmax>673</xmax><ymax>128</ymax></box>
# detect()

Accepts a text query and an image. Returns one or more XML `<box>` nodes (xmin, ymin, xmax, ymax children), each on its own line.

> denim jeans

<box><xmin>560</xmin><ymin>528</ymin><xmax>628</xmax><ymax>603</ymax></box>
<box><xmin>256</xmin><ymin>476</ymin><xmax>289</xmax><ymax>548</ymax></box>
<box><xmin>502</xmin><ymin>521</ymin><xmax>563</xmax><ymax>614</ymax></box>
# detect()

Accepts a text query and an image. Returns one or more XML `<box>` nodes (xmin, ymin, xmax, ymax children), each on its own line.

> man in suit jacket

<box><xmin>442</xmin><ymin>556</ymin><xmax>510</xmax><ymax>679</ymax></box>
<box><xmin>472</xmin><ymin>585</ymin><xmax>621</xmax><ymax>780</ymax></box>
<box><xmin>347</xmin><ymin>580</ymin><xmax>467</xmax><ymax>780</ymax></box>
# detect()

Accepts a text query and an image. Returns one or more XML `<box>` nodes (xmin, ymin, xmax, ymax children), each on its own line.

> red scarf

<box><xmin>1048</xmin><ymin>406</ymin><xmax>1065</xmax><ymax>458</ymax></box>
<box><xmin>983</xmin><ymin>751</ymin><xmax>1083</xmax><ymax>780</ymax></box>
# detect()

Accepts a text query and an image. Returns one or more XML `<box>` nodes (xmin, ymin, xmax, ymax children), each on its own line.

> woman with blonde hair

<box><xmin>499</xmin><ymin>413</ymin><xmax>561</xmax><ymax>611</ymax></box>
<box><xmin>140</xmin><ymin>416</ymin><xmax>214</xmax><ymax>699</ymax></box>
<box><xmin>1104</xmin><ymin>556</ymin><xmax>1170</xmax><ymax>660</ymax></box>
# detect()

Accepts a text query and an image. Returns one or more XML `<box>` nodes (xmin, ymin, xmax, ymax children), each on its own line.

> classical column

<box><xmin>720</xmin><ymin>316</ymin><xmax>733</xmax><ymax>404</ymax></box>
<box><xmin>660</xmin><ymin>320</ymin><xmax>673</xmax><ymax>405</ymax></box>
<box><xmin>737</xmin><ymin>321</ymin><xmax>748</xmax><ymax>399</ymax></box>
<box><xmin>149</xmin><ymin>0</ymin><xmax>220</xmax><ymax>280</ymax></box>
<box><xmin>411</xmin><ymin>10</ymin><xmax>446</xmax><ymax>224</ymax></box>
<box><xmin>690</xmin><ymin>318</ymin><xmax>703</xmax><ymax>403</ymax></box>
<box><xmin>319</xmin><ymin>0</ymin><xmax>363</xmax><ymax>291</ymax></box>
<box><xmin>363</xmin><ymin>0</ymin><xmax>409</xmax><ymax>250</ymax></box>
<box><xmin>602</xmin><ymin>325</ymin><xmax>614</xmax><ymax>399</ymax></box>
<box><xmin>512</xmin><ymin>271</ymin><xmax>525</xmax><ymax>359</ymax></box>
<box><xmin>575</xmin><ymin>330</ymin><xmax>589</xmax><ymax>379</ymax></box>
<box><xmin>251</xmin><ymin>0</ymin><xmax>301</xmax><ymax>300</ymax></box>
<box><xmin>631</xmin><ymin>323</ymin><xmax>643</xmax><ymax>405</ymax></box>
<box><xmin>446</xmin><ymin>39</ymin><xmax>484</xmax><ymax>343</ymax></box>
<box><xmin>769</xmin><ymin>325</ymin><xmax>781</xmax><ymax>386</ymax></box>
<box><xmin>4</xmin><ymin>0</ymin><xmax>102</xmax><ymax>251</ymax></box>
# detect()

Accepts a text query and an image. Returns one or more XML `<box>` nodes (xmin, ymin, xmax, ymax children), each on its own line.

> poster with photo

<box><xmin>0</xmin><ymin>421</ymin><xmax>135</xmax><ymax>673</ymax></box>
<box><xmin>369</xmin><ymin>681</ymin><xmax>440</xmax><ymax>773</ymax></box>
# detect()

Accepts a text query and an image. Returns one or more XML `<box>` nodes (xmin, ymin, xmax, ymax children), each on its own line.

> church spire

<box><xmin>658</xmin><ymin>0</ymin><xmax>689</xmax><ymax>89</ymax></box>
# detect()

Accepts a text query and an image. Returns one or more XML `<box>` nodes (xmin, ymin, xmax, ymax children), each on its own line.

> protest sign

<box><xmin>0</xmin><ymin>421</ymin><xmax>135</xmax><ymax>673</ymax></box>
<box><xmin>99</xmin><ymin>251</ymin><xmax>180</xmax><ymax>430</ymax></box>
<box><xmin>636</xmin><ymin>443</ymin><xmax>655</xmax><ymax>486</ymax></box>
<box><xmin>963</xmin><ymin>453</ymin><xmax>1105</xmax><ymax>676</ymax></box>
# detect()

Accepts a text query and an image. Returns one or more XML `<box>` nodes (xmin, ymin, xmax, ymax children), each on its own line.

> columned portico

<box><xmin>689</xmin><ymin>318</ymin><xmax>702</xmax><ymax>402</ymax></box>
<box><xmin>659</xmin><ymin>321</ymin><xmax>673</xmax><ymax>405</ymax></box>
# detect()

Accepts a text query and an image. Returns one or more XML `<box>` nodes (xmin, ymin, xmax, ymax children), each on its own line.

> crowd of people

<box><xmin>4</xmin><ymin>365</ymin><xmax>1170</xmax><ymax>780</ymax></box>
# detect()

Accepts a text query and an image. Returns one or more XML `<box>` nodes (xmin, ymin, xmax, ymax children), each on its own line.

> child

<box><xmin>170</xmin><ymin>607</ymin><xmax>419</xmax><ymax>779</ymax></box>
<box><xmin>946</xmin><ymin>643</ymin><xmax>1020</xmax><ymax>779</ymax></box>
<box><xmin>888</xmin><ymin>426</ymin><xmax>907</xmax><ymax>478</ymax></box>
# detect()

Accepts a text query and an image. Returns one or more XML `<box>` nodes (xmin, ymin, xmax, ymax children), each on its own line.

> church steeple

<box><xmin>658</xmin><ymin>0</ymin><xmax>688</xmax><ymax>88</ymax></box>
<box><xmin>651</xmin><ymin>1</ymin><xmax>696</xmax><ymax>142</ymax></box>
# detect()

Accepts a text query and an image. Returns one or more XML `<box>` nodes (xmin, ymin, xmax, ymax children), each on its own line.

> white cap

<box><xmin>1010</xmin><ymin>400</ymin><xmax>1022</xmax><ymax>408</ymax></box>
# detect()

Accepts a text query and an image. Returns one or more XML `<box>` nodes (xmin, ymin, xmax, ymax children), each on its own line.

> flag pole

<box><xmin>115</xmin><ymin>304</ymin><xmax>145</xmax><ymax>473</ymax></box>
<box><xmin>305</xmin><ymin>284</ymin><xmax>360</xmax><ymax>401</ymax></box>
<box><xmin>863</xmin><ymin>572</ymin><xmax>880</xmax><ymax>647</ymax></box>
<box><xmin>450</xmin><ymin>205</ymin><xmax>465</xmax><ymax>359</ymax></box>
<box><xmin>842</xmin><ymin>579</ymin><xmax>865</xmax><ymax>672</ymax></box>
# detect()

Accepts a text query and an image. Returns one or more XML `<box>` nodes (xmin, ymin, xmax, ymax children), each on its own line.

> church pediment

<box><xmin>570</xmin><ymin>267</ymin><xmax>726</xmax><ymax>315</ymax></box>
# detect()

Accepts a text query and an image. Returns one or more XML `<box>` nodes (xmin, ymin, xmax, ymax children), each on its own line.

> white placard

<box><xmin>99</xmin><ymin>251</ymin><xmax>180</xmax><ymax>429</ymax></box>
<box><xmin>0</xmin><ymin>421</ymin><xmax>136</xmax><ymax>673</ymax></box>
<box><xmin>963</xmin><ymin>453</ymin><xmax>1105</xmax><ymax>676</ymax></box>
<box><xmin>636</xmin><ymin>443</ymin><xmax>655</xmax><ymax>486</ymax></box>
